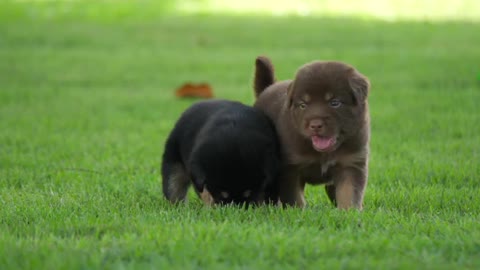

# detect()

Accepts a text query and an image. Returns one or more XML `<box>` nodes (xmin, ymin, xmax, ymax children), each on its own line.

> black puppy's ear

<box><xmin>254</xmin><ymin>56</ymin><xmax>275</xmax><ymax>97</ymax></box>
<box><xmin>348</xmin><ymin>70</ymin><xmax>370</xmax><ymax>105</ymax></box>
<box><xmin>286</xmin><ymin>81</ymin><xmax>295</xmax><ymax>108</ymax></box>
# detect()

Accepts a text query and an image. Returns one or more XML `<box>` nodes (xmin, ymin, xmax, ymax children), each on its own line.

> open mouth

<box><xmin>311</xmin><ymin>135</ymin><xmax>336</xmax><ymax>152</ymax></box>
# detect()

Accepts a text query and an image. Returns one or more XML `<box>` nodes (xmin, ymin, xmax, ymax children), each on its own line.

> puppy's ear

<box><xmin>348</xmin><ymin>70</ymin><xmax>370</xmax><ymax>105</ymax></box>
<box><xmin>286</xmin><ymin>81</ymin><xmax>295</xmax><ymax>108</ymax></box>
<box><xmin>254</xmin><ymin>56</ymin><xmax>275</xmax><ymax>97</ymax></box>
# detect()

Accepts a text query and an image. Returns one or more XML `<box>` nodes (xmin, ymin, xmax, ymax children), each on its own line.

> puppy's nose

<box><xmin>309</xmin><ymin>119</ymin><xmax>324</xmax><ymax>131</ymax></box>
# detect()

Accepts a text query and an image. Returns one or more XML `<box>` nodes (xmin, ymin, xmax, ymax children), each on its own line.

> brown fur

<box><xmin>253</xmin><ymin>56</ymin><xmax>370</xmax><ymax>210</ymax></box>
<box><xmin>200</xmin><ymin>188</ymin><xmax>214</xmax><ymax>206</ymax></box>
<box><xmin>254</xmin><ymin>56</ymin><xmax>276</xmax><ymax>97</ymax></box>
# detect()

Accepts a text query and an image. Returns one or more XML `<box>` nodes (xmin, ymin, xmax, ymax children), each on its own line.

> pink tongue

<box><xmin>311</xmin><ymin>136</ymin><xmax>335</xmax><ymax>151</ymax></box>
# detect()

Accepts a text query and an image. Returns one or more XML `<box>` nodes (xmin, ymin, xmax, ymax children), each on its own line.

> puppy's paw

<box><xmin>200</xmin><ymin>188</ymin><xmax>214</xmax><ymax>206</ymax></box>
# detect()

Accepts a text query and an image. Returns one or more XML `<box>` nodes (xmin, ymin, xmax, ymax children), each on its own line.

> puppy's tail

<box><xmin>254</xmin><ymin>56</ymin><xmax>275</xmax><ymax>98</ymax></box>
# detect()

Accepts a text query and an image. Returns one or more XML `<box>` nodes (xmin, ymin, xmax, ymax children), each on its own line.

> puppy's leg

<box><xmin>199</xmin><ymin>187</ymin><xmax>214</xmax><ymax>206</ymax></box>
<box><xmin>162</xmin><ymin>163</ymin><xmax>191</xmax><ymax>203</ymax></box>
<box><xmin>161</xmin><ymin>137</ymin><xmax>191</xmax><ymax>203</ymax></box>
<box><xmin>278</xmin><ymin>173</ymin><xmax>306</xmax><ymax>208</ymax></box>
<box><xmin>331</xmin><ymin>167</ymin><xmax>367</xmax><ymax>210</ymax></box>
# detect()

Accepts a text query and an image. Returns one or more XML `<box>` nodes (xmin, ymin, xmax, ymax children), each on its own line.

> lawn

<box><xmin>1</xmin><ymin>1</ymin><xmax>479</xmax><ymax>269</ymax></box>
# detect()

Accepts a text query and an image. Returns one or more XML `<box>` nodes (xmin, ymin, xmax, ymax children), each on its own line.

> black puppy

<box><xmin>161</xmin><ymin>99</ymin><xmax>280</xmax><ymax>206</ymax></box>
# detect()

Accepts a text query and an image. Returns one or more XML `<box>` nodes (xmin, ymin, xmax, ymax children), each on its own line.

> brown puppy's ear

<box><xmin>254</xmin><ymin>56</ymin><xmax>275</xmax><ymax>97</ymax></box>
<box><xmin>348</xmin><ymin>70</ymin><xmax>370</xmax><ymax>105</ymax></box>
<box><xmin>286</xmin><ymin>81</ymin><xmax>295</xmax><ymax>108</ymax></box>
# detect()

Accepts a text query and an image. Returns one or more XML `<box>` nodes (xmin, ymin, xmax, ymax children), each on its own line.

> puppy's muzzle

<box><xmin>309</xmin><ymin>119</ymin><xmax>325</xmax><ymax>132</ymax></box>
<box><xmin>306</xmin><ymin>117</ymin><xmax>332</xmax><ymax>135</ymax></box>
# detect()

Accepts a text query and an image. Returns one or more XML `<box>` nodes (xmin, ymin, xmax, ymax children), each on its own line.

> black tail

<box><xmin>254</xmin><ymin>56</ymin><xmax>275</xmax><ymax>98</ymax></box>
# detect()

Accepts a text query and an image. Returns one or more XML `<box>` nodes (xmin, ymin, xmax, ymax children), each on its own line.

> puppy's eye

<box><xmin>298</xmin><ymin>103</ymin><xmax>307</xmax><ymax>110</ymax></box>
<box><xmin>329</xmin><ymin>99</ymin><xmax>342</xmax><ymax>108</ymax></box>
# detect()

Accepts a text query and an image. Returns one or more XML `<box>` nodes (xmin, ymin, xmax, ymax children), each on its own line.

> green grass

<box><xmin>1</xmin><ymin>1</ymin><xmax>480</xmax><ymax>269</ymax></box>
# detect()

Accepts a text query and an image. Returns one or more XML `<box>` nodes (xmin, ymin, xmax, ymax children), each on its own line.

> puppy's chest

<box><xmin>295</xmin><ymin>159</ymin><xmax>337</xmax><ymax>185</ymax></box>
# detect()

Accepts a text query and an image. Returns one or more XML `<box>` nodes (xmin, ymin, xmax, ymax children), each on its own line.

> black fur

<box><xmin>161</xmin><ymin>99</ymin><xmax>281</xmax><ymax>206</ymax></box>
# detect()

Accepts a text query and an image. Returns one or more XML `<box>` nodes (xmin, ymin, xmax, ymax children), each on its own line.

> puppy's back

<box><xmin>181</xmin><ymin>100</ymin><xmax>281</xmax><ymax>204</ymax></box>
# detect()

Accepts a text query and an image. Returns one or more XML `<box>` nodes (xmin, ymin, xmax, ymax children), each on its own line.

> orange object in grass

<box><xmin>175</xmin><ymin>83</ymin><xmax>214</xmax><ymax>98</ymax></box>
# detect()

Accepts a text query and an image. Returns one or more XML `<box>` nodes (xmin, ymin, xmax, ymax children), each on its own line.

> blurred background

<box><xmin>2</xmin><ymin>0</ymin><xmax>479</xmax><ymax>21</ymax></box>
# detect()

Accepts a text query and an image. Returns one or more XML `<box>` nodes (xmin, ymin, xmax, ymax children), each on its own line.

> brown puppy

<box><xmin>253</xmin><ymin>56</ymin><xmax>370</xmax><ymax>210</ymax></box>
